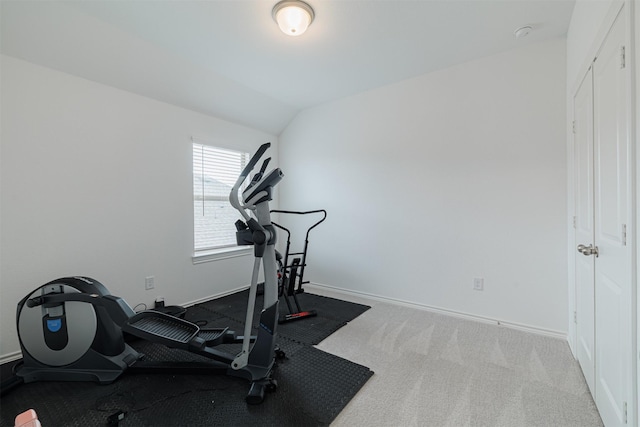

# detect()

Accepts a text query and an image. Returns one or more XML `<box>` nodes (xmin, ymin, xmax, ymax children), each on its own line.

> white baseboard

<box><xmin>306</xmin><ymin>282</ymin><xmax>568</xmax><ymax>341</ymax></box>
<box><xmin>180</xmin><ymin>284</ymin><xmax>250</xmax><ymax>308</ymax></box>
<box><xmin>1</xmin><ymin>350</ymin><xmax>22</xmax><ymax>365</ymax></box>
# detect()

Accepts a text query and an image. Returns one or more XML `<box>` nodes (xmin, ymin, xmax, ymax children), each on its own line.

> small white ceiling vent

<box><xmin>514</xmin><ymin>26</ymin><xmax>533</xmax><ymax>39</ymax></box>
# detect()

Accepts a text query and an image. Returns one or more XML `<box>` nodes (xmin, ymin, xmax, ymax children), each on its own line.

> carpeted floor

<box><xmin>314</xmin><ymin>293</ymin><xmax>604</xmax><ymax>427</ymax></box>
<box><xmin>0</xmin><ymin>292</ymin><xmax>373</xmax><ymax>427</ymax></box>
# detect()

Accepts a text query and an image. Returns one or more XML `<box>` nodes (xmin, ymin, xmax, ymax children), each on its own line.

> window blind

<box><xmin>193</xmin><ymin>142</ymin><xmax>250</xmax><ymax>252</ymax></box>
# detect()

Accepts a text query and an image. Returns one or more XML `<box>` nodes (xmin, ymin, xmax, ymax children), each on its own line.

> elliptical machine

<box><xmin>14</xmin><ymin>142</ymin><xmax>283</xmax><ymax>404</ymax></box>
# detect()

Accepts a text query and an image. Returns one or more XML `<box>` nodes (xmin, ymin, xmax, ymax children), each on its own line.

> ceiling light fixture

<box><xmin>272</xmin><ymin>0</ymin><xmax>315</xmax><ymax>37</ymax></box>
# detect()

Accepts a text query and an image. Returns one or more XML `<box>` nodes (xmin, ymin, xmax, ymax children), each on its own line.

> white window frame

<box><xmin>191</xmin><ymin>139</ymin><xmax>252</xmax><ymax>264</ymax></box>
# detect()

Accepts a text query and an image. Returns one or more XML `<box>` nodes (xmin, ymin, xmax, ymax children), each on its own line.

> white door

<box><xmin>592</xmin><ymin>7</ymin><xmax>631</xmax><ymax>427</ymax></box>
<box><xmin>574</xmin><ymin>67</ymin><xmax>596</xmax><ymax>395</ymax></box>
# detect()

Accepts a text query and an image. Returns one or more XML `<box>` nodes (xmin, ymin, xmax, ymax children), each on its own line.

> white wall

<box><xmin>0</xmin><ymin>55</ymin><xmax>277</xmax><ymax>359</ymax></box>
<box><xmin>279</xmin><ymin>39</ymin><xmax>567</xmax><ymax>333</ymax></box>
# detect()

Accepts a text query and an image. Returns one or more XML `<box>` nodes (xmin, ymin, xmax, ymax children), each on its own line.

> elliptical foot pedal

<box><xmin>123</xmin><ymin>311</ymin><xmax>201</xmax><ymax>350</ymax></box>
<box><xmin>278</xmin><ymin>309</ymin><xmax>317</xmax><ymax>324</ymax></box>
<box><xmin>197</xmin><ymin>328</ymin><xmax>232</xmax><ymax>346</ymax></box>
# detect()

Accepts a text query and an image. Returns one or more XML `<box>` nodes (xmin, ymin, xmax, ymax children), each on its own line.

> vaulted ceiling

<box><xmin>1</xmin><ymin>0</ymin><xmax>575</xmax><ymax>134</ymax></box>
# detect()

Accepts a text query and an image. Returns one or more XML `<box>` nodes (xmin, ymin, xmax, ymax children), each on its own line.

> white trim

<box><xmin>180</xmin><ymin>284</ymin><xmax>250</xmax><ymax>307</ymax></box>
<box><xmin>306</xmin><ymin>282</ymin><xmax>567</xmax><ymax>341</ymax></box>
<box><xmin>190</xmin><ymin>135</ymin><xmax>254</xmax><ymax>156</ymax></box>
<box><xmin>567</xmin><ymin>87</ymin><xmax>578</xmax><ymax>357</ymax></box>
<box><xmin>1</xmin><ymin>350</ymin><xmax>22</xmax><ymax>365</ymax></box>
<box><xmin>635</xmin><ymin>1</ymin><xmax>640</xmax><ymax>423</ymax></box>
<box><xmin>192</xmin><ymin>246</ymin><xmax>252</xmax><ymax>264</ymax></box>
<box><xmin>570</xmin><ymin>0</ymin><xmax>626</xmax><ymax>96</ymax></box>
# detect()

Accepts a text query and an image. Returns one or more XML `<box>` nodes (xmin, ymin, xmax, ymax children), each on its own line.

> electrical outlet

<box><xmin>473</xmin><ymin>277</ymin><xmax>484</xmax><ymax>291</ymax></box>
<box><xmin>145</xmin><ymin>276</ymin><xmax>155</xmax><ymax>290</ymax></box>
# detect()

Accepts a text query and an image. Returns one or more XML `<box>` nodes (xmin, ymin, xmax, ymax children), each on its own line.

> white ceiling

<box><xmin>1</xmin><ymin>0</ymin><xmax>575</xmax><ymax>135</ymax></box>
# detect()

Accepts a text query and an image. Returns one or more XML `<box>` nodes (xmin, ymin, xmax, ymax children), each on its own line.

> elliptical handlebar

<box><xmin>270</xmin><ymin>209</ymin><xmax>327</xmax><ymax>239</ymax></box>
<box><xmin>230</xmin><ymin>142</ymin><xmax>271</xmax><ymax>222</ymax></box>
<box><xmin>227</xmin><ymin>141</ymin><xmax>282</xmax><ymax>379</ymax></box>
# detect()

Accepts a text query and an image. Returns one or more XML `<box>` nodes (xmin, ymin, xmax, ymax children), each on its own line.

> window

<box><xmin>192</xmin><ymin>141</ymin><xmax>250</xmax><ymax>253</ymax></box>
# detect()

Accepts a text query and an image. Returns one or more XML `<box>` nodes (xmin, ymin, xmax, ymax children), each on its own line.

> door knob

<box><xmin>577</xmin><ymin>244</ymin><xmax>599</xmax><ymax>257</ymax></box>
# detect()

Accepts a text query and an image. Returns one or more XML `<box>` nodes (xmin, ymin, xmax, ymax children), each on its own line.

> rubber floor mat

<box><xmin>198</xmin><ymin>290</ymin><xmax>371</xmax><ymax>345</ymax></box>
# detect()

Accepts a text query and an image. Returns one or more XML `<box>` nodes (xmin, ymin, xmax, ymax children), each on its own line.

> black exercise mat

<box><xmin>0</xmin><ymin>340</ymin><xmax>373</xmax><ymax>426</ymax></box>
<box><xmin>1</xmin><ymin>292</ymin><xmax>373</xmax><ymax>426</ymax></box>
<box><xmin>197</xmin><ymin>290</ymin><xmax>371</xmax><ymax>345</ymax></box>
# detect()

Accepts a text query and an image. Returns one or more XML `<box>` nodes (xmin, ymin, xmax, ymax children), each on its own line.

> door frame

<box><xmin>572</xmin><ymin>66</ymin><xmax>596</xmax><ymax>395</ymax></box>
<box><xmin>633</xmin><ymin>1</ymin><xmax>639</xmax><ymax>425</ymax></box>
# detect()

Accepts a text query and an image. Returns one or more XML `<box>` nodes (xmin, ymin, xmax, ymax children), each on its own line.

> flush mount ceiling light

<box><xmin>272</xmin><ymin>0</ymin><xmax>315</xmax><ymax>36</ymax></box>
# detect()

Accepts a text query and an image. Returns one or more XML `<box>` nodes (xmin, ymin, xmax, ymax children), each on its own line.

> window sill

<box><xmin>192</xmin><ymin>246</ymin><xmax>252</xmax><ymax>264</ymax></box>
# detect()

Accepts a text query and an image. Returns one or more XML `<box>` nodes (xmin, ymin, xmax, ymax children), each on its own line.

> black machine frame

<box><xmin>271</xmin><ymin>209</ymin><xmax>327</xmax><ymax>323</ymax></box>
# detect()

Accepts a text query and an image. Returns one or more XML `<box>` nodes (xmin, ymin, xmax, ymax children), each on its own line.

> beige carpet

<box><xmin>313</xmin><ymin>292</ymin><xmax>603</xmax><ymax>427</ymax></box>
